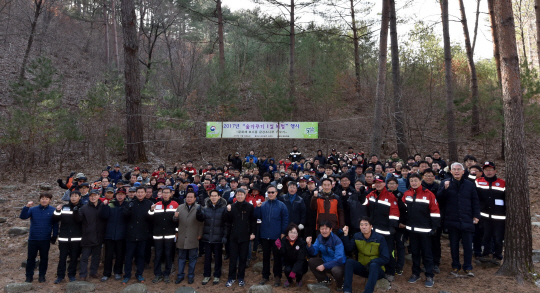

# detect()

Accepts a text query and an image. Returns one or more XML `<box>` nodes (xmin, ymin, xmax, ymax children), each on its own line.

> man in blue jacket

<box><xmin>306</xmin><ymin>220</ymin><xmax>346</xmax><ymax>291</ymax></box>
<box><xmin>20</xmin><ymin>193</ymin><xmax>59</xmax><ymax>283</ymax></box>
<box><xmin>254</xmin><ymin>185</ymin><xmax>289</xmax><ymax>287</ymax></box>
<box><xmin>437</xmin><ymin>162</ymin><xmax>480</xmax><ymax>277</ymax></box>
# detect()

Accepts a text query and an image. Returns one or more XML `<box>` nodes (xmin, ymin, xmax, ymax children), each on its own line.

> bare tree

<box><xmin>472</xmin><ymin>0</ymin><xmax>481</xmax><ymax>53</ymax></box>
<box><xmin>120</xmin><ymin>0</ymin><xmax>147</xmax><ymax>163</ymax></box>
<box><xmin>440</xmin><ymin>0</ymin><xmax>458</xmax><ymax>162</ymax></box>
<box><xmin>536</xmin><ymin>0</ymin><xmax>540</xmax><ymax>67</ymax></box>
<box><xmin>370</xmin><ymin>0</ymin><xmax>389</xmax><ymax>157</ymax></box>
<box><xmin>19</xmin><ymin>0</ymin><xmax>44</xmax><ymax>81</ymax></box>
<box><xmin>388</xmin><ymin>0</ymin><xmax>407</xmax><ymax>158</ymax></box>
<box><xmin>458</xmin><ymin>0</ymin><xmax>480</xmax><ymax>135</ymax></box>
<box><xmin>494</xmin><ymin>0</ymin><xmax>533</xmax><ymax>282</ymax></box>
<box><xmin>217</xmin><ymin>0</ymin><xmax>225</xmax><ymax>73</ymax></box>
<box><xmin>112</xmin><ymin>0</ymin><xmax>120</xmax><ymax>67</ymax></box>
<box><xmin>103</xmin><ymin>0</ymin><xmax>110</xmax><ymax>65</ymax></box>
<box><xmin>488</xmin><ymin>0</ymin><xmax>502</xmax><ymax>84</ymax></box>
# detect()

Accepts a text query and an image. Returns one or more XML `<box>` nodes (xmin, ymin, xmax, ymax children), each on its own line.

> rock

<box><xmin>247</xmin><ymin>284</ymin><xmax>273</xmax><ymax>293</ymax></box>
<box><xmin>0</xmin><ymin>217</ymin><xmax>7</xmax><ymax>223</ymax></box>
<box><xmin>533</xmin><ymin>250</ymin><xmax>540</xmax><ymax>263</ymax></box>
<box><xmin>121</xmin><ymin>283</ymin><xmax>147</xmax><ymax>293</ymax></box>
<box><xmin>375</xmin><ymin>278</ymin><xmax>391</xmax><ymax>291</ymax></box>
<box><xmin>4</xmin><ymin>283</ymin><xmax>33</xmax><ymax>293</ymax></box>
<box><xmin>1</xmin><ymin>185</ymin><xmax>18</xmax><ymax>191</ymax></box>
<box><xmin>0</xmin><ymin>198</ymin><xmax>7</xmax><ymax>203</ymax></box>
<box><xmin>65</xmin><ymin>281</ymin><xmax>96</xmax><ymax>293</ymax></box>
<box><xmin>174</xmin><ymin>287</ymin><xmax>198</xmax><ymax>293</ymax></box>
<box><xmin>39</xmin><ymin>184</ymin><xmax>52</xmax><ymax>190</ymax></box>
<box><xmin>532</xmin><ymin>217</ymin><xmax>538</xmax><ymax>222</ymax></box>
<box><xmin>9</xmin><ymin>227</ymin><xmax>29</xmax><ymax>235</ymax></box>
<box><xmin>252</xmin><ymin>261</ymin><xmax>263</xmax><ymax>273</ymax></box>
<box><xmin>307</xmin><ymin>283</ymin><xmax>330</xmax><ymax>293</ymax></box>
<box><xmin>532</xmin><ymin>222</ymin><xmax>540</xmax><ymax>228</ymax></box>
<box><xmin>21</xmin><ymin>259</ymin><xmax>39</xmax><ymax>268</ymax></box>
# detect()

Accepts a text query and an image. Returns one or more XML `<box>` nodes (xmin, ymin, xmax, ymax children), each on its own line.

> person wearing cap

<box><xmin>476</xmin><ymin>161</ymin><xmax>506</xmax><ymax>265</ymax></box>
<box><xmin>228</xmin><ymin>152</ymin><xmax>243</xmax><ymax>172</ymax></box>
<box><xmin>311</xmin><ymin>178</ymin><xmax>345</xmax><ymax>234</ymax></box>
<box><xmin>148</xmin><ymin>186</ymin><xmax>179</xmax><ymax>283</ymax></box>
<box><xmin>288</xmin><ymin>146</ymin><xmax>301</xmax><ymax>163</ymax></box>
<box><xmin>403</xmin><ymin>173</ymin><xmax>440</xmax><ymax>287</ymax></box>
<box><xmin>77</xmin><ymin>189</ymin><xmax>107</xmax><ymax>281</ymax></box>
<box><xmin>314</xmin><ymin>150</ymin><xmax>327</xmax><ymax>166</ymax></box>
<box><xmin>124</xmin><ymin>167</ymin><xmax>141</xmax><ymax>181</ymax></box>
<box><xmin>335</xmin><ymin>175</ymin><xmax>355</xmax><ymax>228</ymax></box>
<box><xmin>127</xmin><ymin>186</ymin><xmax>137</xmax><ymax>201</ymax></box>
<box><xmin>122</xmin><ymin>186</ymin><xmax>154</xmax><ymax>284</ymax></box>
<box><xmin>99</xmin><ymin>188</ymin><xmax>129</xmax><ymax>282</ymax></box>
<box><xmin>365</xmin><ymin>174</ymin><xmax>400</xmax><ymax>280</ymax></box>
<box><xmin>223</xmin><ymin>177</ymin><xmax>239</xmax><ymax>204</ymax></box>
<box><xmin>437</xmin><ymin>162</ymin><xmax>480</xmax><ymax>277</ymax></box>
<box><xmin>432</xmin><ymin>151</ymin><xmax>447</xmax><ymax>170</ymax></box>
<box><xmin>75</xmin><ymin>183</ymin><xmax>90</xmax><ymax>205</ymax></box>
<box><xmin>108</xmin><ymin>164</ymin><xmax>123</xmax><ymax>185</ymax></box>
<box><xmin>20</xmin><ymin>193</ymin><xmax>59</xmax><ymax>283</ymax></box>
<box><xmin>183</xmin><ymin>161</ymin><xmax>196</xmax><ymax>180</ymax></box>
<box><xmin>57</xmin><ymin>171</ymin><xmax>77</xmax><ymax>190</ymax></box>
<box><xmin>255</xmin><ymin>185</ymin><xmax>289</xmax><ymax>287</ymax></box>
<box><xmin>52</xmin><ymin>190</ymin><xmax>83</xmax><ymax>283</ymax></box>
<box><xmin>173</xmin><ymin>191</ymin><xmax>204</xmax><ymax>285</ymax></box>
<box><xmin>101</xmin><ymin>187</ymin><xmax>115</xmax><ymax>203</ymax></box>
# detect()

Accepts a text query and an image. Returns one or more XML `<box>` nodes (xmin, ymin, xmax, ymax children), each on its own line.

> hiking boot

<box><xmin>433</xmin><ymin>265</ymin><xmax>440</xmax><ymax>274</ymax></box>
<box><xmin>68</xmin><ymin>276</ymin><xmax>77</xmax><ymax>282</ymax></box>
<box><xmin>188</xmin><ymin>277</ymin><xmax>194</xmax><ymax>284</ymax></box>
<box><xmin>395</xmin><ymin>269</ymin><xmax>403</xmax><ymax>276</ymax></box>
<box><xmin>100</xmin><ymin>276</ymin><xmax>109</xmax><ymax>282</ymax></box>
<box><xmin>408</xmin><ymin>274</ymin><xmax>420</xmax><ymax>283</ymax></box>
<box><xmin>136</xmin><ymin>275</ymin><xmax>145</xmax><ymax>283</ymax></box>
<box><xmin>152</xmin><ymin>275</ymin><xmax>163</xmax><ymax>284</ymax></box>
<box><xmin>54</xmin><ymin>278</ymin><xmax>63</xmax><ymax>284</ymax></box>
<box><xmin>450</xmin><ymin>268</ymin><xmax>460</xmax><ymax>277</ymax></box>
<box><xmin>274</xmin><ymin>277</ymin><xmax>281</xmax><ymax>287</ymax></box>
<box><xmin>320</xmin><ymin>277</ymin><xmax>332</xmax><ymax>286</ymax></box>
<box><xmin>122</xmin><ymin>277</ymin><xmax>130</xmax><ymax>285</ymax></box>
<box><xmin>465</xmin><ymin>270</ymin><xmax>474</xmax><ymax>277</ymax></box>
<box><xmin>238</xmin><ymin>279</ymin><xmax>245</xmax><ymax>287</ymax></box>
<box><xmin>213</xmin><ymin>277</ymin><xmax>220</xmax><ymax>285</ymax></box>
<box><xmin>38</xmin><ymin>276</ymin><xmax>46</xmax><ymax>283</ymax></box>
<box><xmin>164</xmin><ymin>276</ymin><xmax>170</xmax><ymax>283</ymax></box>
<box><xmin>283</xmin><ymin>280</ymin><xmax>290</xmax><ymax>288</ymax></box>
<box><xmin>425</xmin><ymin>277</ymin><xmax>434</xmax><ymax>287</ymax></box>
<box><xmin>202</xmin><ymin>277</ymin><xmax>211</xmax><ymax>285</ymax></box>
<box><xmin>175</xmin><ymin>276</ymin><xmax>184</xmax><ymax>284</ymax></box>
<box><xmin>114</xmin><ymin>274</ymin><xmax>122</xmax><ymax>281</ymax></box>
<box><xmin>297</xmin><ymin>280</ymin><xmax>303</xmax><ymax>287</ymax></box>
<box><xmin>225</xmin><ymin>279</ymin><xmax>235</xmax><ymax>287</ymax></box>
<box><xmin>259</xmin><ymin>278</ymin><xmax>269</xmax><ymax>285</ymax></box>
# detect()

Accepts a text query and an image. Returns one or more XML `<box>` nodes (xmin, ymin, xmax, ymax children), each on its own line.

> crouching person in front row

<box><xmin>341</xmin><ymin>217</ymin><xmax>389</xmax><ymax>293</ymax></box>
<box><xmin>306</xmin><ymin>221</ymin><xmax>346</xmax><ymax>291</ymax></box>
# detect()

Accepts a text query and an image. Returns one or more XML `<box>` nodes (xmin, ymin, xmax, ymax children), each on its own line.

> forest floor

<box><xmin>0</xmin><ymin>167</ymin><xmax>540</xmax><ymax>293</ymax></box>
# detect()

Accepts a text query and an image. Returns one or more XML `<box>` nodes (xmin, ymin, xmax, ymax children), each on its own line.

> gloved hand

<box><xmin>69</xmin><ymin>172</ymin><xmax>76</xmax><ymax>177</ymax></box>
<box><xmin>298</xmin><ymin>224</ymin><xmax>304</xmax><ymax>230</ymax></box>
<box><xmin>72</xmin><ymin>206</ymin><xmax>79</xmax><ymax>212</ymax></box>
<box><xmin>360</xmin><ymin>186</ymin><xmax>366</xmax><ymax>193</ymax></box>
<box><xmin>50</xmin><ymin>235</ymin><xmax>58</xmax><ymax>245</ymax></box>
<box><xmin>275</xmin><ymin>238</ymin><xmax>281</xmax><ymax>249</ymax></box>
<box><xmin>57</xmin><ymin>179</ymin><xmax>63</xmax><ymax>185</ymax></box>
<box><xmin>289</xmin><ymin>272</ymin><xmax>296</xmax><ymax>279</ymax></box>
<box><xmin>221</xmin><ymin>237</ymin><xmax>227</xmax><ymax>244</ymax></box>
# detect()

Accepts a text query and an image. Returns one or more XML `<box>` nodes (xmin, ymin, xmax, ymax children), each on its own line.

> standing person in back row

<box><xmin>122</xmin><ymin>186</ymin><xmax>153</xmax><ymax>284</ymax></box>
<box><xmin>20</xmin><ymin>193</ymin><xmax>59</xmax><ymax>283</ymax></box>
<box><xmin>255</xmin><ymin>185</ymin><xmax>289</xmax><ymax>287</ymax></box>
<box><xmin>437</xmin><ymin>162</ymin><xmax>480</xmax><ymax>277</ymax></box>
<box><xmin>289</xmin><ymin>146</ymin><xmax>302</xmax><ymax>162</ymax></box>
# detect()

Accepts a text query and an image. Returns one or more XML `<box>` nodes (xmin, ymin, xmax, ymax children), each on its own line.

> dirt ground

<box><xmin>1</xmin><ymin>176</ymin><xmax>540</xmax><ymax>293</ymax></box>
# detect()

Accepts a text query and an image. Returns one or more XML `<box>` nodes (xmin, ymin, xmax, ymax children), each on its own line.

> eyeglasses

<box><xmin>268</xmin><ymin>191</ymin><xmax>276</xmax><ymax>194</ymax></box>
<box><xmin>289</xmin><ymin>231</ymin><xmax>298</xmax><ymax>235</ymax></box>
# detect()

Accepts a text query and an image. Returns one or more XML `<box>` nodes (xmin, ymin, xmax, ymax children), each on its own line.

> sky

<box><xmin>222</xmin><ymin>0</ymin><xmax>494</xmax><ymax>61</ymax></box>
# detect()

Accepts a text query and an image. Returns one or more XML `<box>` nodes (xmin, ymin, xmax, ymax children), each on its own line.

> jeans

<box><xmin>177</xmin><ymin>248</ymin><xmax>198</xmax><ymax>279</ymax></box>
<box><xmin>343</xmin><ymin>259</ymin><xmax>385</xmax><ymax>293</ymax></box>
<box><xmin>26</xmin><ymin>240</ymin><xmax>50</xmax><ymax>278</ymax></box>
<box><xmin>308</xmin><ymin>257</ymin><xmax>344</xmax><ymax>288</ymax></box>
<box><xmin>103</xmin><ymin>239</ymin><xmax>125</xmax><ymax>277</ymax></box>
<box><xmin>448</xmin><ymin>228</ymin><xmax>473</xmax><ymax>271</ymax></box>
<box><xmin>482</xmin><ymin>218</ymin><xmax>505</xmax><ymax>260</ymax></box>
<box><xmin>261</xmin><ymin>238</ymin><xmax>282</xmax><ymax>279</ymax></box>
<box><xmin>228</xmin><ymin>241</ymin><xmax>249</xmax><ymax>280</ymax></box>
<box><xmin>409</xmin><ymin>232</ymin><xmax>434</xmax><ymax>278</ymax></box>
<box><xmin>204</xmin><ymin>242</ymin><xmax>223</xmax><ymax>278</ymax></box>
<box><xmin>124</xmin><ymin>240</ymin><xmax>146</xmax><ymax>279</ymax></box>
<box><xmin>80</xmin><ymin>245</ymin><xmax>102</xmax><ymax>278</ymax></box>
<box><xmin>154</xmin><ymin>238</ymin><xmax>174</xmax><ymax>277</ymax></box>
<box><xmin>57</xmin><ymin>241</ymin><xmax>81</xmax><ymax>279</ymax></box>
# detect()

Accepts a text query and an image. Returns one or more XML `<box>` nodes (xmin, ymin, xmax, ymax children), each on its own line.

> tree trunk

<box><xmin>103</xmin><ymin>0</ymin><xmax>110</xmax><ymax>65</ymax></box>
<box><xmin>370</xmin><ymin>0</ymin><xmax>390</xmax><ymax>157</ymax></box>
<box><xmin>488</xmin><ymin>0</ymin><xmax>504</xmax><ymax>159</ymax></box>
<box><xmin>388</xmin><ymin>0</ymin><xmax>408</xmax><ymax>159</ymax></box>
<box><xmin>440</xmin><ymin>0</ymin><xmax>458</xmax><ymax>162</ymax></box>
<box><xmin>19</xmin><ymin>0</ymin><xmax>43</xmax><ymax>81</ymax></box>
<box><xmin>458</xmin><ymin>0</ymin><xmax>480</xmax><ymax>135</ymax></box>
<box><xmin>517</xmin><ymin>0</ymin><xmax>528</xmax><ymax>65</ymax></box>
<box><xmin>534</xmin><ymin>0</ymin><xmax>540</xmax><ymax>68</ymax></box>
<box><xmin>350</xmin><ymin>0</ymin><xmax>360</xmax><ymax>93</ymax></box>
<box><xmin>493</xmin><ymin>0</ymin><xmax>533</xmax><ymax>282</ymax></box>
<box><xmin>289</xmin><ymin>0</ymin><xmax>295</xmax><ymax>101</ymax></box>
<box><xmin>112</xmin><ymin>0</ymin><xmax>119</xmax><ymax>68</ymax></box>
<box><xmin>472</xmin><ymin>0</ymin><xmax>481</xmax><ymax>54</ymax></box>
<box><xmin>217</xmin><ymin>0</ymin><xmax>225</xmax><ymax>73</ymax></box>
<box><xmin>120</xmin><ymin>0</ymin><xmax>147</xmax><ymax>163</ymax></box>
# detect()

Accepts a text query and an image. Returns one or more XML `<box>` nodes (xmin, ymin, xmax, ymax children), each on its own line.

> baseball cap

<box><xmin>482</xmin><ymin>161</ymin><xmax>496</xmax><ymax>169</ymax></box>
<box><xmin>374</xmin><ymin>174</ymin><xmax>385</xmax><ymax>183</ymax></box>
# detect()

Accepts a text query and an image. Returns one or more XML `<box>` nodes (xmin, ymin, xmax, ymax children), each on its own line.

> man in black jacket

<box><xmin>197</xmin><ymin>190</ymin><xmax>229</xmax><ymax>285</ymax></box>
<box><xmin>77</xmin><ymin>190</ymin><xmax>106</xmax><ymax>281</ymax></box>
<box><xmin>228</xmin><ymin>152</ymin><xmax>243</xmax><ymax>171</ymax></box>
<box><xmin>99</xmin><ymin>188</ymin><xmax>128</xmax><ymax>282</ymax></box>
<box><xmin>122</xmin><ymin>186</ymin><xmax>153</xmax><ymax>284</ymax></box>
<box><xmin>225</xmin><ymin>188</ymin><xmax>256</xmax><ymax>287</ymax></box>
<box><xmin>53</xmin><ymin>190</ymin><xmax>83</xmax><ymax>283</ymax></box>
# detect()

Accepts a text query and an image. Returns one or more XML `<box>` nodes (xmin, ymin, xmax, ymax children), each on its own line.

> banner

<box><xmin>206</xmin><ymin>122</ymin><xmax>318</xmax><ymax>139</ymax></box>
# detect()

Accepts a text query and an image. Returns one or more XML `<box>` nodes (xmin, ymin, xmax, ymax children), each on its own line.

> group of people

<box><xmin>20</xmin><ymin>147</ymin><xmax>506</xmax><ymax>293</ymax></box>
